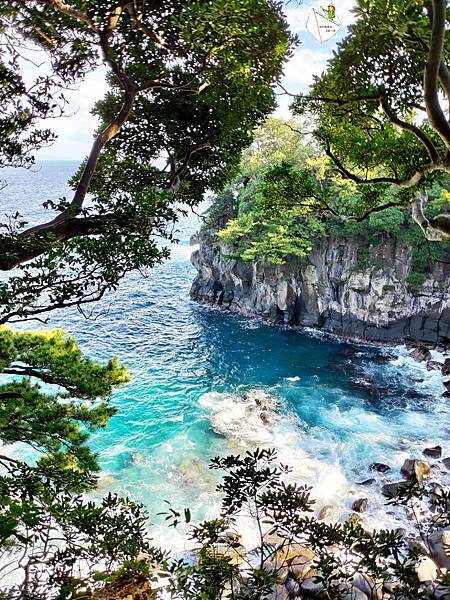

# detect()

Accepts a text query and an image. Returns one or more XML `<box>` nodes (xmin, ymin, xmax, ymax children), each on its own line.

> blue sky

<box><xmin>37</xmin><ymin>0</ymin><xmax>355</xmax><ymax>160</ymax></box>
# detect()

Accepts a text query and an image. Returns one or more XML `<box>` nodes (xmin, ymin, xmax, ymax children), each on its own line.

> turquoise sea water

<box><xmin>2</xmin><ymin>161</ymin><xmax>450</xmax><ymax>549</ymax></box>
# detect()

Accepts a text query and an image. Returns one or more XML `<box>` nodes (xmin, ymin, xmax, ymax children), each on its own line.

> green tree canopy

<box><xmin>0</xmin><ymin>0</ymin><xmax>294</xmax><ymax>323</ymax></box>
<box><xmin>292</xmin><ymin>0</ymin><xmax>450</xmax><ymax>242</ymax></box>
<box><xmin>239</xmin><ymin>116</ymin><xmax>316</xmax><ymax>178</ymax></box>
<box><xmin>0</xmin><ymin>327</ymin><xmax>148</xmax><ymax>598</ymax></box>
<box><xmin>0</xmin><ymin>326</ymin><xmax>128</xmax><ymax>487</ymax></box>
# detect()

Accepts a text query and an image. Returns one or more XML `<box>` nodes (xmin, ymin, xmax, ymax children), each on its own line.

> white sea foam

<box><xmin>198</xmin><ymin>389</ymin><xmax>350</xmax><ymax>530</ymax></box>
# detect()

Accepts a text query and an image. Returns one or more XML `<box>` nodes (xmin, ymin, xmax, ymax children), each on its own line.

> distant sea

<box><xmin>2</xmin><ymin>161</ymin><xmax>449</xmax><ymax>550</ymax></box>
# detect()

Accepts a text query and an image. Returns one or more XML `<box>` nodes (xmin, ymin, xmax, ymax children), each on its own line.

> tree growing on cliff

<box><xmin>292</xmin><ymin>0</ymin><xmax>450</xmax><ymax>241</ymax></box>
<box><xmin>0</xmin><ymin>0</ymin><xmax>294</xmax><ymax>323</ymax></box>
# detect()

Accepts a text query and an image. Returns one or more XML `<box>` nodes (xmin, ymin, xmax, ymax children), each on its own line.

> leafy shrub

<box><xmin>357</xmin><ymin>247</ymin><xmax>370</xmax><ymax>270</ymax></box>
<box><xmin>405</xmin><ymin>272</ymin><xmax>426</xmax><ymax>289</ymax></box>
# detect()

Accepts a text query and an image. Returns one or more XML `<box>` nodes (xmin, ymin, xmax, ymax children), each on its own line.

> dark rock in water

<box><xmin>401</xmin><ymin>458</ymin><xmax>430</xmax><ymax>483</ymax></box>
<box><xmin>427</xmin><ymin>360</ymin><xmax>442</xmax><ymax>371</ymax></box>
<box><xmin>442</xmin><ymin>391</ymin><xmax>450</xmax><ymax>398</ymax></box>
<box><xmin>423</xmin><ymin>446</ymin><xmax>442</xmax><ymax>459</ymax></box>
<box><xmin>367</xmin><ymin>353</ymin><xmax>392</xmax><ymax>365</ymax></box>
<box><xmin>356</xmin><ymin>478</ymin><xmax>375</xmax><ymax>486</ymax></box>
<box><xmin>334</xmin><ymin>346</ymin><xmax>358</xmax><ymax>358</ymax></box>
<box><xmin>409</xmin><ymin>345</ymin><xmax>432</xmax><ymax>363</ymax></box>
<box><xmin>352</xmin><ymin>498</ymin><xmax>368</xmax><ymax>513</ymax></box>
<box><xmin>442</xmin><ymin>358</ymin><xmax>450</xmax><ymax>376</ymax></box>
<box><xmin>443</xmin><ymin>457</ymin><xmax>450</xmax><ymax>470</ymax></box>
<box><xmin>382</xmin><ymin>481</ymin><xmax>409</xmax><ymax>497</ymax></box>
<box><xmin>370</xmin><ymin>462</ymin><xmax>391</xmax><ymax>473</ymax></box>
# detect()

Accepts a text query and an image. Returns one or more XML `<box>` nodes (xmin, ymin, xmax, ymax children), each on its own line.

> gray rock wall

<box><xmin>190</xmin><ymin>230</ymin><xmax>450</xmax><ymax>345</ymax></box>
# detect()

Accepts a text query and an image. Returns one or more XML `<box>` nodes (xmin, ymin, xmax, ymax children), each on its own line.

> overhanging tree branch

<box><xmin>423</xmin><ymin>0</ymin><xmax>450</xmax><ymax>147</ymax></box>
<box><xmin>319</xmin><ymin>135</ymin><xmax>443</xmax><ymax>188</ymax></box>
<box><xmin>34</xmin><ymin>0</ymin><xmax>98</xmax><ymax>30</ymax></box>
<box><xmin>380</xmin><ymin>96</ymin><xmax>440</xmax><ymax>163</ymax></box>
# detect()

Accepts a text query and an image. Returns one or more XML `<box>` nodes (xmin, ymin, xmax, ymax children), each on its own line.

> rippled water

<box><xmin>2</xmin><ymin>162</ymin><xmax>450</xmax><ymax>550</ymax></box>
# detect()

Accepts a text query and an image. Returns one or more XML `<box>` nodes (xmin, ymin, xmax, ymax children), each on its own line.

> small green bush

<box><xmin>405</xmin><ymin>272</ymin><xmax>426</xmax><ymax>289</ymax></box>
<box><xmin>357</xmin><ymin>247</ymin><xmax>369</xmax><ymax>270</ymax></box>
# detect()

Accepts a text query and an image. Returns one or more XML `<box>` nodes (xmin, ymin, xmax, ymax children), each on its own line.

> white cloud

<box><xmin>283</xmin><ymin>47</ymin><xmax>329</xmax><ymax>89</ymax></box>
<box><xmin>37</xmin><ymin>68</ymin><xmax>108</xmax><ymax>160</ymax></box>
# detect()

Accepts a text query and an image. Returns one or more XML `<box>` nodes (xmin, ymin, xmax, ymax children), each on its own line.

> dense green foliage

<box><xmin>217</xmin><ymin>164</ymin><xmax>326</xmax><ymax>264</ymax></box>
<box><xmin>0</xmin><ymin>0</ymin><xmax>294</xmax><ymax>323</ymax></box>
<box><xmin>291</xmin><ymin>0</ymin><xmax>450</xmax><ymax>240</ymax></box>
<box><xmin>0</xmin><ymin>327</ymin><xmax>143</xmax><ymax>597</ymax></box>
<box><xmin>208</xmin><ymin>118</ymin><xmax>450</xmax><ymax>273</ymax></box>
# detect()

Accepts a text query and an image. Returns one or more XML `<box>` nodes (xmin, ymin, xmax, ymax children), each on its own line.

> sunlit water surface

<box><xmin>2</xmin><ymin>162</ymin><xmax>449</xmax><ymax>550</ymax></box>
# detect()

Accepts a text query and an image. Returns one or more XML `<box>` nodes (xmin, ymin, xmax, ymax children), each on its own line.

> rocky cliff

<box><xmin>190</xmin><ymin>229</ymin><xmax>450</xmax><ymax>345</ymax></box>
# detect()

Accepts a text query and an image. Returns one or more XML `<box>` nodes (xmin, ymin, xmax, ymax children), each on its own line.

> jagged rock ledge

<box><xmin>190</xmin><ymin>229</ymin><xmax>450</xmax><ymax>346</ymax></box>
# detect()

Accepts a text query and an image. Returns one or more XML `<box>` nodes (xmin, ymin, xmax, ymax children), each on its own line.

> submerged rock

<box><xmin>357</xmin><ymin>478</ymin><xmax>376</xmax><ymax>486</ymax></box>
<box><xmin>97</xmin><ymin>473</ymin><xmax>118</xmax><ymax>489</ymax></box>
<box><xmin>443</xmin><ymin>457</ymin><xmax>450</xmax><ymax>470</ymax></box>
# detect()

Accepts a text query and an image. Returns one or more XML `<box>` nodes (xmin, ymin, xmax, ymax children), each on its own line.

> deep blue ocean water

<box><xmin>2</xmin><ymin>161</ymin><xmax>449</xmax><ymax>549</ymax></box>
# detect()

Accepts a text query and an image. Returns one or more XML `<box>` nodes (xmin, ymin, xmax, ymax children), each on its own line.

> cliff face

<box><xmin>190</xmin><ymin>230</ymin><xmax>450</xmax><ymax>345</ymax></box>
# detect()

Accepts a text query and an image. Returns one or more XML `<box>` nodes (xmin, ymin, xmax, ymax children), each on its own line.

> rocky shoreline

<box><xmin>219</xmin><ymin>443</ymin><xmax>450</xmax><ymax>600</ymax></box>
<box><xmin>190</xmin><ymin>385</ymin><xmax>450</xmax><ymax>599</ymax></box>
<box><xmin>186</xmin><ymin>227</ymin><xmax>450</xmax><ymax>597</ymax></box>
<box><xmin>190</xmin><ymin>230</ymin><xmax>450</xmax><ymax>347</ymax></box>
